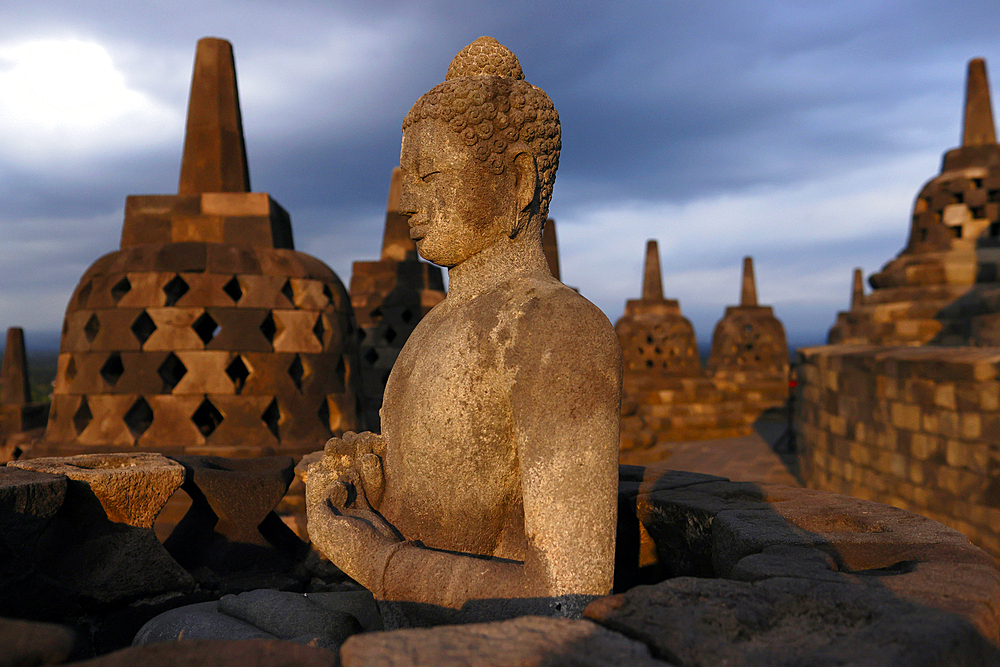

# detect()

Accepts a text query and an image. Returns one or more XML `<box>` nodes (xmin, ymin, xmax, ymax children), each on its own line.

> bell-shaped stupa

<box><xmin>829</xmin><ymin>58</ymin><xmax>1000</xmax><ymax>345</ymax></box>
<box><xmin>38</xmin><ymin>38</ymin><xmax>361</xmax><ymax>459</ymax></box>
<box><xmin>707</xmin><ymin>257</ymin><xmax>789</xmax><ymax>417</ymax></box>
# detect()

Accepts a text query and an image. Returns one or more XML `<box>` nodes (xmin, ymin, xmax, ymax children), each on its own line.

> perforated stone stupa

<box><xmin>829</xmin><ymin>58</ymin><xmax>1000</xmax><ymax>346</ymax></box>
<box><xmin>707</xmin><ymin>257</ymin><xmax>789</xmax><ymax>416</ymax></box>
<box><xmin>617</xmin><ymin>241</ymin><xmax>744</xmax><ymax>454</ymax></box>
<box><xmin>37</xmin><ymin>37</ymin><xmax>360</xmax><ymax>458</ymax></box>
<box><xmin>349</xmin><ymin>168</ymin><xmax>445</xmax><ymax>430</ymax></box>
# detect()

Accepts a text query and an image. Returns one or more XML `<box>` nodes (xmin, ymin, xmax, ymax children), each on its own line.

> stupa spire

<box><xmin>740</xmin><ymin>256</ymin><xmax>757</xmax><ymax>307</ymax></box>
<box><xmin>642</xmin><ymin>240</ymin><xmax>664</xmax><ymax>301</ymax></box>
<box><xmin>852</xmin><ymin>268</ymin><xmax>865</xmax><ymax>309</ymax></box>
<box><xmin>962</xmin><ymin>58</ymin><xmax>996</xmax><ymax>147</ymax></box>
<box><xmin>0</xmin><ymin>327</ymin><xmax>30</xmax><ymax>406</ymax></box>
<box><xmin>542</xmin><ymin>219</ymin><xmax>561</xmax><ymax>281</ymax></box>
<box><xmin>380</xmin><ymin>167</ymin><xmax>415</xmax><ymax>261</ymax></box>
<box><xmin>178</xmin><ymin>37</ymin><xmax>251</xmax><ymax>194</ymax></box>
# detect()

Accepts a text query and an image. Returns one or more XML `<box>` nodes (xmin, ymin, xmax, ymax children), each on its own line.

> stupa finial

<box><xmin>962</xmin><ymin>58</ymin><xmax>996</xmax><ymax>147</ymax></box>
<box><xmin>642</xmin><ymin>240</ymin><xmax>664</xmax><ymax>301</ymax></box>
<box><xmin>741</xmin><ymin>256</ymin><xmax>757</xmax><ymax>307</ymax></box>
<box><xmin>178</xmin><ymin>37</ymin><xmax>251</xmax><ymax>194</ymax></box>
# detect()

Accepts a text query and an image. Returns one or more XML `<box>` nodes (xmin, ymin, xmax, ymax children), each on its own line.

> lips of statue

<box><xmin>398</xmin><ymin>119</ymin><xmax>515</xmax><ymax>268</ymax></box>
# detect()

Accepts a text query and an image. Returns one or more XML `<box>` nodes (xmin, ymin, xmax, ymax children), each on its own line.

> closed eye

<box><xmin>421</xmin><ymin>171</ymin><xmax>440</xmax><ymax>182</ymax></box>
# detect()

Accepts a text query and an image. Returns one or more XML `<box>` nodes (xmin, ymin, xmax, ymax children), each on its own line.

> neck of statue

<box><xmin>446</xmin><ymin>228</ymin><xmax>548</xmax><ymax>304</ymax></box>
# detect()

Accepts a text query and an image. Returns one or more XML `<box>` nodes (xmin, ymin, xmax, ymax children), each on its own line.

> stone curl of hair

<box><xmin>402</xmin><ymin>37</ymin><xmax>560</xmax><ymax>220</ymax></box>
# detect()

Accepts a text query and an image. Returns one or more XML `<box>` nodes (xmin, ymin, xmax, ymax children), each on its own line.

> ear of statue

<box><xmin>510</xmin><ymin>151</ymin><xmax>538</xmax><ymax>239</ymax></box>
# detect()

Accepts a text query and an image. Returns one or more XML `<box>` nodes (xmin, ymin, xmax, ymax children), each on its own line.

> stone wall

<box><xmin>796</xmin><ymin>344</ymin><xmax>1000</xmax><ymax>561</ymax></box>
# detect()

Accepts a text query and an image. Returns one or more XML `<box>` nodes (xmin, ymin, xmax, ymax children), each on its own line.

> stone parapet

<box><xmin>796</xmin><ymin>344</ymin><xmax>1000</xmax><ymax>562</ymax></box>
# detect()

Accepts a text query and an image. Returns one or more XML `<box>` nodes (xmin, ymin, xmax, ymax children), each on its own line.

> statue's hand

<box><xmin>306</xmin><ymin>431</ymin><xmax>387</xmax><ymax>508</ymax></box>
<box><xmin>306</xmin><ymin>468</ymin><xmax>404</xmax><ymax>593</ymax></box>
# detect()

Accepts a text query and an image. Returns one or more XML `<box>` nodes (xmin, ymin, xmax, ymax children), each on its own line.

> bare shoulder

<box><xmin>508</xmin><ymin>275</ymin><xmax>621</xmax><ymax>368</ymax></box>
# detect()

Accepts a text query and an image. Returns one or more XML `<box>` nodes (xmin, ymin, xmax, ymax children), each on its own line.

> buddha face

<box><xmin>398</xmin><ymin>119</ymin><xmax>518</xmax><ymax>268</ymax></box>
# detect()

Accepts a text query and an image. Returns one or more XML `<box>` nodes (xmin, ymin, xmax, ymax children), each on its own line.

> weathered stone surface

<box><xmin>307</xmin><ymin>36</ymin><xmax>620</xmax><ymax>624</ymax></box>
<box><xmin>7</xmin><ymin>455</ymin><xmax>193</xmax><ymax>604</ymax></box>
<box><xmin>218</xmin><ymin>590</ymin><xmax>362</xmax><ymax>647</ymax></box>
<box><xmin>586</xmin><ymin>576</ymin><xmax>999</xmax><ymax>667</ymax></box>
<box><xmin>0</xmin><ymin>617</ymin><xmax>76</xmax><ymax>667</ymax></box>
<box><xmin>163</xmin><ymin>455</ymin><xmax>304</xmax><ymax>573</ymax></box>
<box><xmin>39</xmin><ymin>522</ymin><xmax>194</xmax><ymax>605</ymax></box>
<box><xmin>620</xmin><ymin>468</ymin><xmax>1000</xmax><ymax>648</ymax></box>
<box><xmin>11</xmin><ymin>453</ymin><xmax>181</xmax><ymax>529</ymax></box>
<box><xmin>0</xmin><ymin>467</ymin><xmax>66</xmax><ymax>555</ymax></box>
<box><xmin>797</xmin><ymin>344</ymin><xmax>1000</xmax><ymax>563</ymax></box>
<box><xmin>340</xmin><ymin>616</ymin><xmax>665</xmax><ymax>667</ymax></box>
<box><xmin>135</xmin><ymin>590</ymin><xmax>371</xmax><ymax>651</ymax></box>
<box><xmin>70</xmin><ymin>639</ymin><xmax>337</xmax><ymax>667</ymax></box>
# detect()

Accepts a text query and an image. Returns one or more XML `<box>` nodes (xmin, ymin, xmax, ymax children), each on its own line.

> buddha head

<box><xmin>399</xmin><ymin>37</ymin><xmax>561</xmax><ymax>267</ymax></box>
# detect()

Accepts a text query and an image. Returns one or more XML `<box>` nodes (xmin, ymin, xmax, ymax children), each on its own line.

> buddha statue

<box><xmin>306</xmin><ymin>37</ymin><xmax>622</xmax><ymax>624</ymax></box>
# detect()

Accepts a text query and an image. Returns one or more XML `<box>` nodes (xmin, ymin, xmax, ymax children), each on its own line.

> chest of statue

<box><xmin>376</xmin><ymin>296</ymin><xmax>524</xmax><ymax>553</ymax></box>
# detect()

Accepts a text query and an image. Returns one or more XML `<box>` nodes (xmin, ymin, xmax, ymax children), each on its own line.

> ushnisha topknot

<box><xmin>403</xmin><ymin>36</ymin><xmax>560</xmax><ymax>220</ymax></box>
<box><xmin>446</xmin><ymin>36</ymin><xmax>524</xmax><ymax>80</ymax></box>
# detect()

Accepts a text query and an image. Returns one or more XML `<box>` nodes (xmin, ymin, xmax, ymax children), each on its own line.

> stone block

<box><xmin>173</xmin><ymin>214</ymin><xmax>225</xmax><ymax>243</ymax></box>
<box><xmin>204</xmin><ymin>308</ymin><xmax>275</xmax><ymax>352</ymax></box>
<box><xmin>152</xmin><ymin>241</ymin><xmax>208</xmax><ymax>273</ymax></box>
<box><xmin>206</xmin><ymin>244</ymin><xmax>263</xmax><ymax>275</ymax></box>
<box><xmin>272</xmin><ymin>310</ymin><xmax>324</xmax><ymax>353</ymax></box>
<box><xmin>342</xmin><ymin>615</ymin><xmax>660</xmax><ymax>667</ymax></box>
<box><xmin>10</xmin><ymin>452</ymin><xmax>184</xmax><ymax>528</ymax></box>
<box><xmin>890</xmin><ymin>402</ymin><xmax>921</xmax><ymax>431</ymax></box>
<box><xmin>142</xmin><ymin>394</ymin><xmax>206</xmax><ymax>448</ymax></box>
<box><xmin>143</xmin><ymin>307</ymin><xmax>209</xmax><ymax>350</ymax></box>
<box><xmin>166</xmin><ymin>351</ymin><xmax>235</xmax><ymax>395</ymax></box>
<box><xmin>87</xmin><ymin>308</ymin><xmax>146</xmax><ymax>351</ymax></box>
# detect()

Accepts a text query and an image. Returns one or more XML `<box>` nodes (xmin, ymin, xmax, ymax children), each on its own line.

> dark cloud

<box><xmin>1</xmin><ymin>0</ymin><xmax>999</xmax><ymax>344</ymax></box>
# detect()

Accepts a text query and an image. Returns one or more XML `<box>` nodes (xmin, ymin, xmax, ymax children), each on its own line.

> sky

<box><xmin>1</xmin><ymin>0</ymin><xmax>998</xmax><ymax>351</ymax></box>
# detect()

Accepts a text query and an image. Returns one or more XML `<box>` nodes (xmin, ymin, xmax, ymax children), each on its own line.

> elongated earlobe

<box><xmin>510</xmin><ymin>152</ymin><xmax>538</xmax><ymax>239</ymax></box>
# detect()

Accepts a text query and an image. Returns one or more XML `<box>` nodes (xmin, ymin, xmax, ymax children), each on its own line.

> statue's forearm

<box><xmin>379</xmin><ymin>542</ymin><xmax>530</xmax><ymax>608</ymax></box>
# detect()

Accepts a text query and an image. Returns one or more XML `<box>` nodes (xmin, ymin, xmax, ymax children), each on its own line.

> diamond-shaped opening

<box><xmin>363</xmin><ymin>347</ymin><xmax>379</xmax><ymax>365</ymax></box>
<box><xmin>223</xmin><ymin>276</ymin><xmax>243</xmax><ymax>303</ymax></box>
<box><xmin>318</xmin><ymin>398</ymin><xmax>331</xmax><ymax>432</ymax></box>
<box><xmin>288</xmin><ymin>355</ymin><xmax>305</xmax><ymax>392</ymax></box>
<box><xmin>84</xmin><ymin>314</ymin><xmax>101</xmax><ymax>343</ymax></box>
<box><xmin>400</xmin><ymin>308</ymin><xmax>414</xmax><ymax>324</ymax></box>
<box><xmin>226</xmin><ymin>355</ymin><xmax>250</xmax><ymax>395</ymax></box>
<box><xmin>131</xmin><ymin>311</ymin><xmax>157</xmax><ymax>345</ymax></box>
<box><xmin>124</xmin><ymin>397</ymin><xmax>153</xmax><ymax>440</ymax></box>
<box><xmin>313</xmin><ymin>314</ymin><xmax>325</xmax><ymax>344</ymax></box>
<box><xmin>262</xmin><ymin>398</ymin><xmax>280</xmax><ymax>439</ymax></box>
<box><xmin>65</xmin><ymin>356</ymin><xmax>77</xmax><ymax>381</ymax></box>
<box><xmin>192</xmin><ymin>312</ymin><xmax>219</xmax><ymax>345</ymax></box>
<box><xmin>369</xmin><ymin>306</ymin><xmax>382</xmax><ymax>321</ymax></box>
<box><xmin>163</xmin><ymin>275</ymin><xmax>189</xmax><ymax>307</ymax></box>
<box><xmin>260</xmin><ymin>312</ymin><xmax>277</xmax><ymax>344</ymax></box>
<box><xmin>281</xmin><ymin>279</ymin><xmax>295</xmax><ymax>305</ymax></box>
<box><xmin>100</xmin><ymin>352</ymin><xmax>124</xmax><ymax>386</ymax></box>
<box><xmin>110</xmin><ymin>277</ymin><xmax>131</xmax><ymax>303</ymax></box>
<box><xmin>192</xmin><ymin>398</ymin><xmax>224</xmax><ymax>437</ymax></box>
<box><xmin>73</xmin><ymin>397</ymin><xmax>92</xmax><ymax>435</ymax></box>
<box><xmin>322</xmin><ymin>283</ymin><xmax>334</xmax><ymax>305</ymax></box>
<box><xmin>384</xmin><ymin>326</ymin><xmax>397</xmax><ymax>344</ymax></box>
<box><xmin>158</xmin><ymin>352</ymin><xmax>187</xmax><ymax>393</ymax></box>
<box><xmin>77</xmin><ymin>281</ymin><xmax>92</xmax><ymax>307</ymax></box>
